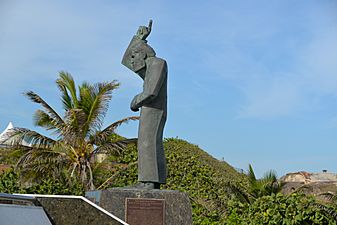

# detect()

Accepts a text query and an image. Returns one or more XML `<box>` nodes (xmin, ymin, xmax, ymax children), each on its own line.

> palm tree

<box><xmin>246</xmin><ymin>164</ymin><xmax>281</xmax><ymax>199</ymax></box>
<box><xmin>226</xmin><ymin>164</ymin><xmax>282</xmax><ymax>204</ymax></box>
<box><xmin>3</xmin><ymin>72</ymin><xmax>138</xmax><ymax>191</ymax></box>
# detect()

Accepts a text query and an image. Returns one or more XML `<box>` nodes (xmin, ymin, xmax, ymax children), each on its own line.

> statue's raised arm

<box><xmin>122</xmin><ymin>20</ymin><xmax>156</xmax><ymax>73</ymax></box>
<box><xmin>136</xmin><ymin>20</ymin><xmax>152</xmax><ymax>40</ymax></box>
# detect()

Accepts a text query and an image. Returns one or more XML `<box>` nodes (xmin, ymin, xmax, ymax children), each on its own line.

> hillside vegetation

<box><xmin>2</xmin><ymin>137</ymin><xmax>336</xmax><ymax>224</ymax></box>
<box><xmin>100</xmin><ymin>138</ymin><xmax>337</xmax><ymax>224</ymax></box>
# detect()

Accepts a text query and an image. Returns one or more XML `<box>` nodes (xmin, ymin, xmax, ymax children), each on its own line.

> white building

<box><xmin>0</xmin><ymin>122</ymin><xmax>14</xmax><ymax>144</ymax></box>
<box><xmin>0</xmin><ymin>122</ymin><xmax>29</xmax><ymax>146</ymax></box>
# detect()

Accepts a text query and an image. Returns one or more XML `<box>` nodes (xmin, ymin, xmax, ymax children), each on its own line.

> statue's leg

<box><xmin>156</xmin><ymin>112</ymin><xmax>167</xmax><ymax>184</ymax></box>
<box><xmin>138</xmin><ymin>107</ymin><xmax>164</xmax><ymax>183</ymax></box>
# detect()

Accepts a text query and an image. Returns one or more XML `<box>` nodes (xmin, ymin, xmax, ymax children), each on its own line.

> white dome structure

<box><xmin>0</xmin><ymin>122</ymin><xmax>30</xmax><ymax>146</ymax></box>
<box><xmin>0</xmin><ymin>122</ymin><xmax>14</xmax><ymax>144</ymax></box>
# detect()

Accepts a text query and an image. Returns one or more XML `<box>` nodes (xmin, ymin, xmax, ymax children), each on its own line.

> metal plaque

<box><xmin>125</xmin><ymin>198</ymin><xmax>165</xmax><ymax>225</ymax></box>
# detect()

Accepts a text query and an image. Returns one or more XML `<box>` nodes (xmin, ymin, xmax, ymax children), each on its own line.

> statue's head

<box><xmin>122</xmin><ymin>37</ymin><xmax>156</xmax><ymax>72</ymax></box>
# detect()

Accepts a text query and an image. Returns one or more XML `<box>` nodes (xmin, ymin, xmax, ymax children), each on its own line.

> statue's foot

<box><xmin>129</xmin><ymin>182</ymin><xmax>161</xmax><ymax>189</ymax></box>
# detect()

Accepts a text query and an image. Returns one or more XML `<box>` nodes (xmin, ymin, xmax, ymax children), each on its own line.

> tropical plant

<box><xmin>226</xmin><ymin>164</ymin><xmax>282</xmax><ymax>204</ymax></box>
<box><xmin>247</xmin><ymin>164</ymin><xmax>281</xmax><ymax>199</ymax></box>
<box><xmin>2</xmin><ymin>72</ymin><xmax>138</xmax><ymax>191</ymax></box>
<box><xmin>226</xmin><ymin>193</ymin><xmax>337</xmax><ymax>224</ymax></box>
<box><xmin>0</xmin><ymin>168</ymin><xmax>84</xmax><ymax>195</ymax></box>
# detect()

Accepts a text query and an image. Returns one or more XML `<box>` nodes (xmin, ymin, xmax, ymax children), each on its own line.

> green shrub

<box><xmin>0</xmin><ymin>169</ymin><xmax>25</xmax><ymax>194</ymax></box>
<box><xmin>226</xmin><ymin>193</ymin><xmax>337</xmax><ymax>225</ymax></box>
<box><xmin>0</xmin><ymin>168</ymin><xmax>84</xmax><ymax>195</ymax></box>
<box><xmin>27</xmin><ymin>178</ymin><xmax>84</xmax><ymax>195</ymax></box>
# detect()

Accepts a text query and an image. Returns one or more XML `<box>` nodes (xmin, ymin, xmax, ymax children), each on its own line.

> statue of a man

<box><xmin>122</xmin><ymin>20</ymin><xmax>167</xmax><ymax>189</ymax></box>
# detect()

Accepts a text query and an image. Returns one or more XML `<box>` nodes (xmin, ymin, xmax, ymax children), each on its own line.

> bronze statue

<box><xmin>122</xmin><ymin>20</ymin><xmax>167</xmax><ymax>189</ymax></box>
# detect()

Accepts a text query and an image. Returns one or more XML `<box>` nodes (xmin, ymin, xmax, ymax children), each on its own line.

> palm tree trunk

<box><xmin>86</xmin><ymin>160</ymin><xmax>95</xmax><ymax>191</ymax></box>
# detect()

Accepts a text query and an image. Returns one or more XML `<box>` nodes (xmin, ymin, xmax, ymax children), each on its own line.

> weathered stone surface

<box><xmin>37</xmin><ymin>197</ymin><xmax>123</xmax><ymax>225</ymax></box>
<box><xmin>281</xmin><ymin>181</ymin><xmax>337</xmax><ymax>195</ymax></box>
<box><xmin>86</xmin><ymin>188</ymin><xmax>193</xmax><ymax>225</ymax></box>
<box><xmin>280</xmin><ymin>171</ymin><xmax>337</xmax><ymax>183</ymax></box>
<box><xmin>281</xmin><ymin>171</ymin><xmax>337</xmax><ymax>198</ymax></box>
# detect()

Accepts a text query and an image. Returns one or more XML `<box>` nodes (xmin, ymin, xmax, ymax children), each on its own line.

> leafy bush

<box><xmin>226</xmin><ymin>193</ymin><xmax>337</xmax><ymax>225</ymax></box>
<box><xmin>27</xmin><ymin>178</ymin><xmax>84</xmax><ymax>195</ymax></box>
<box><xmin>0</xmin><ymin>169</ymin><xmax>84</xmax><ymax>195</ymax></box>
<box><xmin>0</xmin><ymin>169</ymin><xmax>25</xmax><ymax>194</ymax></box>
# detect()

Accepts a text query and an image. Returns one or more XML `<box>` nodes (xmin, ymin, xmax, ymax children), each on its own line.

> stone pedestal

<box><xmin>36</xmin><ymin>197</ymin><xmax>125</xmax><ymax>225</ymax></box>
<box><xmin>86</xmin><ymin>188</ymin><xmax>193</xmax><ymax>225</ymax></box>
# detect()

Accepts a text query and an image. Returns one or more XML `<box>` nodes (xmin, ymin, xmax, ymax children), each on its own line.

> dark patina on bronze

<box><xmin>125</xmin><ymin>198</ymin><xmax>165</xmax><ymax>225</ymax></box>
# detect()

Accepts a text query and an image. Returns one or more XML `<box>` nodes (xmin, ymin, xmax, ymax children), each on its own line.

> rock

<box><xmin>280</xmin><ymin>171</ymin><xmax>337</xmax><ymax>184</ymax></box>
<box><xmin>280</xmin><ymin>171</ymin><xmax>337</xmax><ymax>197</ymax></box>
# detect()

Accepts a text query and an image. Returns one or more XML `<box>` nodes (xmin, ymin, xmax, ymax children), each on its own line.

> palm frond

<box><xmin>24</xmin><ymin>91</ymin><xmax>64</xmax><ymax>128</ymax></box>
<box><xmin>3</xmin><ymin>128</ymin><xmax>56</xmax><ymax>148</ymax></box>
<box><xmin>14</xmin><ymin>143</ymin><xmax>71</xmax><ymax>177</ymax></box>
<box><xmin>0</xmin><ymin>144</ymin><xmax>27</xmax><ymax>164</ymax></box>
<box><xmin>64</xmin><ymin>108</ymin><xmax>87</xmax><ymax>128</ymax></box>
<box><xmin>17</xmin><ymin>150</ymin><xmax>70</xmax><ymax>182</ymax></box>
<box><xmin>78</xmin><ymin>82</ymin><xmax>93</xmax><ymax>115</ymax></box>
<box><xmin>56</xmin><ymin>71</ymin><xmax>79</xmax><ymax>108</ymax></box>
<box><xmin>224</xmin><ymin>181</ymin><xmax>251</xmax><ymax>204</ymax></box>
<box><xmin>56</xmin><ymin>75</ymin><xmax>73</xmax><ymax>110</ymax></box>
<box><xmin>33</xmin><ymin>110</ymin><xmax>62</xmax><ymax>132</ymax></box>
<box><xmin>62</xmin><ymin>109</ymin><xmax>87</xmax><ymax>144</ymax></box>
<box><xmin>82</xmin><ymin>81</ymin><xmax>120</xmax><ymax>135</ymax></box>
<box><xmin>103</xmin><ymin>116</ymin><xmax>139</xmax><ymax>133</ymax></box>
<box><xmin>245</xmin><ymin>164</ymin><xmax>282</xmax><ymax>199</ymax></box>
<box><xmin>262</xmin><ymin>170</ymin><xmax>278</xmax><ymax>182</ymax></box>
<box><xmin>259</xmin><ymin>170</ymin><xmax>281</xmax><ymax>195</ymax></box>
<box><xmin>91</xmin><ymin>116</ymin><xmax>139</xmax><ymax>144</ymax></box>
<box><xmin>93</xmin><ymin>138</ymin><xmax>137</xmax><ymax>155</ymax></box>
<box><xmin>247</xmin><ymin>164</ymin><xmax>257</xmax><ymax>182</ymax></box>
<box><xmin>259</xmin><ymin>170</ymin><xmax>277</xmax><ymax>189</ymax></box>
<box><xmin>1</xmin><ymin>144</ymin><xmax>32</xmax><ymax>152</ymax></box>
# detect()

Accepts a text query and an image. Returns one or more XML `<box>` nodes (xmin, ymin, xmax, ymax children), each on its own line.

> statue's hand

<box><xmin>131</xmin><ymin>95</ymin><xmax>140</xmax><ymax>112</ymax></box>
<box><xmin>136</xmin><ymin>20</ymin><xmax>152</xmax><ymax>40</ymax></box>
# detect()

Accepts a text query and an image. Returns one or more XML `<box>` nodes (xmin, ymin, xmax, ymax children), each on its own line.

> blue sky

<box><xmin>0</xmin><ymin>0</ymin><xmax>337</xmax><ymax>177</ymax></box>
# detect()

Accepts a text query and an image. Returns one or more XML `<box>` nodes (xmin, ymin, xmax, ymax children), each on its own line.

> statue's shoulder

<box><xmin>148</xmin><ymin>57</ymin><xmax>167</xmax><ymax>69</ymax></box>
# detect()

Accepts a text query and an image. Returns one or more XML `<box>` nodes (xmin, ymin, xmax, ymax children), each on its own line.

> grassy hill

<box><xmin>101</xmin><ymin>138</ymin><xmax>248</xmax><ymax>224</ymax></box>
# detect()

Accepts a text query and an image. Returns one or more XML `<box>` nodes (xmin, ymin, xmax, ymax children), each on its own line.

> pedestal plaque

<box><xmin>126</xmin><ymin>198</ymin><xmax>165</xmax><ymax>225</ymax></box>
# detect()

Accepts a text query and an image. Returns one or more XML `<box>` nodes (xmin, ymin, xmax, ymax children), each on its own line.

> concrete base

<box><xmin>29</xmin><ymin>195</ymin><xmax>127</xmax><ymax>225</ymax></box>
<box><xmin>86</xmin><ymin>188</ymin><xmax>193</xmax><ymax>225</ymax></box>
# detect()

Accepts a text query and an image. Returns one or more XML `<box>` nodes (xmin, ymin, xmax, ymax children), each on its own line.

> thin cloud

<box><xmin>238</xmin><ymin>74</ymin><xmax>303</xmax><ymax>119</ymax></box>
<box><xmin>0</xmin><ymin>0</ymin><xmax>155</xmax><ymax>94</ymax></box>
<box><xmin>202</xmin><ymin>1</ymin><xmax>337</xmax><ymax>119</ymax></box>
<box><xmin>298</xmin><ymin>28</ymin><xmax>337</xmax><ymax>95</ymax></box>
